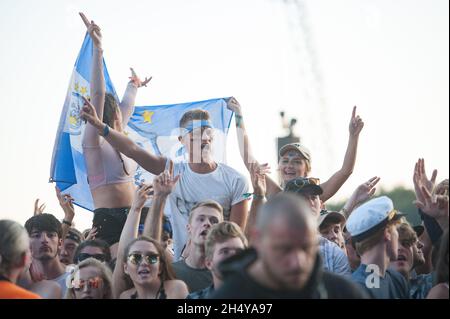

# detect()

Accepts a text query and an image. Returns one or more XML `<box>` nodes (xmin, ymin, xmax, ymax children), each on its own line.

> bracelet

<box><xmin>62</xmin><ymin>219</ymin><xmax>72</xmax><ymax>227</ymax></box>
<box><xmin>102</xmin><ymin>124</ymin><xmax>110</xmax><ymax>137</ymax></box>
<box><xmin>235</xmin><ymin>114</ymin><xmax>243</xmax><ymax>128</ymax></box>
<box><xmin>243</xmin><ymin>193</ymin><xmax>265</xmax><ymax>200</ymax></box>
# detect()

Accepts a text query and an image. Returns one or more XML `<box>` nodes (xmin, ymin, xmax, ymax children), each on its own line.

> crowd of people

<box><xmin>0</xmin><ymin>13</ymin><xmax>448</xmax><ymax>300</ymax></box>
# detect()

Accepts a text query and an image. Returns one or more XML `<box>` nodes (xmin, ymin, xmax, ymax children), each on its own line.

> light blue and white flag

<box><xmin>50</xmin><ymin>34</ymin><xmax>233</xmax><ymax>212</ymax></box>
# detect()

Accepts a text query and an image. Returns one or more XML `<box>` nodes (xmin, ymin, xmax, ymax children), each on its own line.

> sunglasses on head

<box><xmin>71</xmin><ymin>277</ymin><xmax>102</xmax><ymax>291</ymax></box>
<box><xmin>127</xmin><ymin>253</ymin><xmax>159</xmax><ymax>265</ymax></box>
<box><xmin>293</xmin><ymin>177</ymin><xmax>320</xmax><ymax>187</ymax></box>
<box><xmin>285</xmin><ymin>177</ymin><xmax>320</xmax><ymax>192</ymax></box>
<box><xmin>77</xmin><ymin>253</ymin><xmax>106</xmax><ymax>263</ymax></box>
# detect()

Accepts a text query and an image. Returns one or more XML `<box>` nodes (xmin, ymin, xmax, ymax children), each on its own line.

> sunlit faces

<box><xmin>72</xmin><ymin>266</ymin><xmax>106</xmax><ymax>299</ymax></box>
<box><xmin>278</xmin><ymin>151</ymin><xmax>308</xmax><ymax>183</ymax></box>
<box><xmin>206</xmin><ymin>237</ymin><xmax>246</xmax><ymax>280</ymax></box>
<box><xmin>29</xmin><ymin>229</ymin><xmax>61</xmax><ymax>261</ymax></box>
<box><xmin>391</xmin><ymin>241</ymin><xmax>414</xmax><ymax>278</ymax></box>
<box><xmin>60</xmin><ymin>238</ymin><xmax>78</xmax><ymax>265</ymax></box>
<box><xmin>124</xmin><ymin>241</ymin><xmax>160</xmax><ymax>286</ymax></box>
<box><xmin>300</xmin><ymin>194</ymin><xmax>322</xmax><ymax>217</ymax></box>
<box><xmin>179</xmin><ymin>127</ymin><xmax>215</xmax><ymax>163</ymax></box>
<box><xmin>257</xmin><ymin>215</ymin><xmax>318</xmax><ymax>290</ymax></box>
<box><xmin>320</xmin><ymin>223</ymin><xmax>345</xmax><ymax>250</ymax></box>
<box><xmin>187</xmin><ymin>207</ymin><xmax>223</xmax><ymax>246</ymax></box>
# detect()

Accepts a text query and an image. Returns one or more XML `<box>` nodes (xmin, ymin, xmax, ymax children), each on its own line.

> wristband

<box><xmin>62</xmin><ymin>219</ymin><xmax>72</xmax><ymax>227</ymax></box>
<box><xmin>102</xmin><ymin>124</ymin><xmax>110</xmax><ymax>137</ymax></box>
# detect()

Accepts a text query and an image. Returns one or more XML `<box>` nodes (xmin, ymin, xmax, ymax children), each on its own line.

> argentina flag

<box><xmin>50</xmin><ymin>34</ymin><xmax>234</xmax><ymax>211</ymax></box>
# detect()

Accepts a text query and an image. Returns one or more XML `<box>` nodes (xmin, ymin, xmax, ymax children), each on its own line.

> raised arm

<box><xmin>79</xmin><ymin>12</ymin><xmax>105</xmax><ymax>147</ymax></box>
<box><xmin>80</xmin><ymin>96</ymin><xmax>167</xmax><ymax>175</ymax></box>
<box><xmin>227</xmin><ymin>97</ymin><xmax>282</xmax><ymax>197</ymax></box>
<box><xmin>120</xmin><ymin>67</ymin><xmax>152</xmax><ymax>126</ymax></box>
<box><xmin>143</xmin><ymin>163</ymin><xmax>180</xmax><ymax>242</ymax></box>
<box><xmin>320</xmin><ymin>106</ymin><xmax>364</xmax><ymax>202</ymax></box>
<box><xmin>340</xmin><ymin>176</ymin><xmax>380</xmax><ymax>219</ymax></box>
<box><xmin>55</xmin><ymin>187</ymin><xmax>75</xmax><ymax>241</ymax></box>
<box><xmin>112</xmin><ymin>185</ymin><xmax>148</xmax><ymax>298</ymax></box>
<box><xmin>245</xmin><ymin>163</ymin><xmax>270</xmax><ymax>240</ymax></box>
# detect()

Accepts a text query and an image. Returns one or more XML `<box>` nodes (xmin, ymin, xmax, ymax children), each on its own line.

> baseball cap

<box><xmin>318</xmin><ymin>210</ymin><xmax>346</xmax><ymax>229</ymax></box>
<box><xmin>279</xmin><ymin>143</ymin><xmax>311</xmax><ymax>161</ymax></box>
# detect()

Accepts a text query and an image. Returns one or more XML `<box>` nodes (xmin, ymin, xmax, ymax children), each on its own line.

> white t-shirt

<box><xmin>53</xmin><ymin>271</ymin><xmax>70</xmax><ymax>297</ymax></box>
<box><xmin>165</xmin><ymin>162</ymin><xmax>249</xmax><ymax>260</ymax></box>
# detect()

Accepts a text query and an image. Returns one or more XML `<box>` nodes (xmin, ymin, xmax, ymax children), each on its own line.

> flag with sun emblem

<box><xmin>50</xmin><ymin>33</ymin><xmax>233</xmax><ymax>212</ymax></box>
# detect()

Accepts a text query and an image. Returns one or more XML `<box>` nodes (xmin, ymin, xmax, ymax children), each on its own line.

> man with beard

<box><xmin>25</xmin><ymin>214</ymin><xmax>70</xmax><ymax>296</ymax></box>
<box><xmin>187</xmin><ymin>221</ymin><xmax>247</xmax><ymax>298</ymax></box>
<box><xmin>172</xmin><ymin>201</ymin><xmax>223</xmax><ymax>292</ymax></box>
<box><xmin>390</xmin><ymin>222</ymin><xmax>433</xmax><ymax>299</ymax></box>
<box><xmin>210</xmin><ymin>193</ymin><xmax>366</xmax><ymax>299</ymax></box>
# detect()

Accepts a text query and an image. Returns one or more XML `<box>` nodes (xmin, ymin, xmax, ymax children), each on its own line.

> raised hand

<box><xmin>226</xmin><ymin>97</ymin><xmax>242</xmax><ymax>115</ymax></box>
<box><xmin>79</xmin><ymin>12</ymin><xmax>102</xmax><ymax>49</ymax></box>
<box><xmin>80</xmin><ymin>96</ymin><xmax>103</xmax><ymax>129</ymax></box>
<box><xmin>132</xmin><ymin>183</ymin><xmax>153</xmax><ymax>211</ymax></box>
<box><xmin>153</xmin><ymin>162</ymin><xmax>180</xmax><ymax>197</ymax></box>
<box><xmin>55</xmin><ymin>186</ymin><xmax>75</xmax><ymax>221</ymax></box>
<box><xmin>249</xmin><ymin>163</ymin><xmax>271</xmax><ymax>197</ymax></box>
<box><xmin>34</xmin><ymin>199</ymin><xmax>46</xmax><ymax>216</ymax></box>
<box><xmin>352</xmin><ymin>176</ymin><xmax>380</xmax><ymax>207</ymax></box>
<box><xmin>413</xmin><ymin>158</ymin><xmax>437</xmax><ymax>203</ymax></box>
<box><xmin>349</xmin><ymin>106</ymin><xmax>364</xmax><ymax>136</ymax></box>
<box><xmin>85</xmin><ymin>227</ymin><xmax>98</xmax><ymax>241</ymax></box>
<box><xmin>414</xmin><ymin>186</ymin><xmax>449</xmax><ymax>221</ymax></box>
<box><xmin>129</xmin><ymin>67</ymin><xmax>152</xmax><ymax>88</ymax></box>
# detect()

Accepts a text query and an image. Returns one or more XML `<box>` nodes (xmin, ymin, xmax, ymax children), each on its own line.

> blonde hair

<box><xmin>205</xmin><ymin>222</ymin><xmax>248</xmax><ymax>259</ymax></box>
<box><xmin>65</xmin><ymin>258</ymin><xmax>113</xmax><ymax>299</ymax></box>
<box><xmin>188</xmin><ymin>200</ymin><xmax>224</xmax><ymax>224</ymax></box>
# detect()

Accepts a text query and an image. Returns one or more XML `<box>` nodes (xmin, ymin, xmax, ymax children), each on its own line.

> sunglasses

<box><xmin>76</xmin><ymin>253</ymin><xmax>106</xmax><ymax>263</ymax></box>
<box><xmin>71</xmin><ymin>277</ymin><xmax>102</xmax><ymax>291</ymax></box>
<box><xmin>285</xmin><ymin>177</ymin><xmax>320</xmax><ymax>192</ymax></box>
<box><xmin>127</xmin><ymin>253</ymin><xmax>159</xmax><ymax>265</ymax></box>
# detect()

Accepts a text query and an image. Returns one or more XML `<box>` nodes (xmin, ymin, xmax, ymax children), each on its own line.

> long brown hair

<box><xmin>123</xmin><ymin>236</ymin><xmax>175</xmax><ymax>282</ymax></box>
<box><xmin>103</xmin><ymin>92</ymin><xmax>129</xmax><ymax>176</ymax></box>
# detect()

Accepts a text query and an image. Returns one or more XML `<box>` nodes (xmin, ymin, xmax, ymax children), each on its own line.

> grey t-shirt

<box><xmin>172</xmin><ymin>259</ymin><xmax>213</xmax><ymax>293</ymax></box>
<box><xmin>351</xmin><ymin>264</ymin><xmax>409</xmax><ymax>299</ymax></box>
